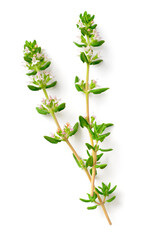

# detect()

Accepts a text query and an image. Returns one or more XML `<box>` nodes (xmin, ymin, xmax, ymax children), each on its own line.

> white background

<box><xmin>0</xmin><ymin>0</ymin><xmax>150</xmax><ymax>239</ymax></box>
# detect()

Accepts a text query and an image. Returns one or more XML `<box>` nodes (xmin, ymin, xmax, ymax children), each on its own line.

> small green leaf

<box><xmin>90</xmin><ymin>168</ymin><xmax>97</xmax><ymax>176</ymax></box>
<box><xmin>106</xmin><ymin>196</ymin><xmax>116</xmax><ymax>202</ymax></box>
<box><xmin>90</xmin><ymin>59</ymin><xmax>103</xmax><ymax>65</ymax></box>
<box><xmin>24</xmin><ymin>56</ymin><xmax>32</xmax><ymax>63</ymax></box>
<box><xmin>86</xmin><ymin>156</ymin><xmax>93</xmax><ymax>167</ymax></box>
<box><xmin>89</xmin><ymin>88</ymin><xmax>109</xmax><ymax>94</ymax></box>
<box><xmin>87</xmin><ymin>205</ymin><xmax>97</xmax><ymax>210</ymax></box>
<box><xmin>80</xmin><ymin>52</ymin><xmax>89</xmax><ymax>63</ymax></box>
<box><xmin>69</xmin><ymin>122</ymin><xmax>79</xmax><ymax>137</ymax></box>
<box><xmin>98</xmin><ymin>132</ymin><xmax>111</xmax><ymax>142</ymax></box>
<box><xmin>85</xmin><ymin>143</ymin><xmax>95</xmax><ymax>150</ymax></box>
<box><xmin>99</xmin><ymin>148</ymin><xmax>113</xmax><ymax>152</ymax></box>
<box><xmin>55</xmin><ymin>103</ymin><xmax>66</xmax><ymax>112</ymax></box>
<box><xmin>97</xmin><ymin>153</ymin><xmax>103</xmax><ymax>161</ymax></box>
<box><xmin>79</xmin><ymin>116</ymin><xmax>89</xmax><ymax>128</ymax></box>
<box><xmin>90</xmin><ymin>24</ymin><xmax>97</xmax><ymax>29</ymax></box>
<box><xmin>75</xmin><ymin>76</ymin><xmax>80</xmax><ymax>83</ymax></box>
<box><xmin>73</xmin><ymin>153</ymin><xmax>82</xmax><ymax>168</ymax></box>
<box><xmin>40</xmin><ymin>61</ymin><xmax>51</xmax><ymax>70</ymax></box>
<box><xmin>73</xmin><ymin>42</ymin><xmax>86</xmax><ymax>47</ymax></box>
<box><xmin>36</xmin><ymin>107</ymin><xmax>49</xmax><ymax>115</ymax></box>
<box><xmin>75</xmin><ymin>84</ymin><xmax>83</xmax><ymax>92</ymax></box>
<box><xmin>98</xmin><ymin>164</ymin><xmax>107</xmax><ymax>169</ymax></box>
<box><xmin>28</xmin><ymin>85</ymin><xmax>41</xmax><ymax>91</ymax></box>
<box><xmin>95</xmin><ymin>187</ymin><xmax>103</xmax><ymax>195</ymax></box>
<box><xmin>91</xmin><ymin>40</ymin><xmax>105</xmax><ymax>47</ymax></box>
<box><xmin>79</xmin><ymin>198</ymin><xmax>91</xmax><ymax>202</ymax></box>
<box><xmin>26</xmin><ymin>70</ymin><xmax>37</xmax><ymax>76</ymax></box>
<box><xmin>44</xmin><ymin>136</ymin><xmax>61</xmax><ymax>144</ymax></box>
<box><xmin>108</xmin><ymin>185</ymin><xmax>117</xmax><ymax>194</ymax></box>
<box><xmin>46</xmin><ymin>81</ymin><xmax>57</xmax><ymax>89</ymax></box>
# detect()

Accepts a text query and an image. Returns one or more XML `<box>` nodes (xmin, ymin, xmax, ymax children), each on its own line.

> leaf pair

<box><xmin>28</xmin><ymin>81</ymin><xmax>57</xmax><ymax>91</ymax></box>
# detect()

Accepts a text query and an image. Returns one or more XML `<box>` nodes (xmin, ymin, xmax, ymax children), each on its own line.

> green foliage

<box><xmin>89</xmin><ymin>88</ymin><xmax>109</xmax><ymax>94</ymax></box>
<box><xmin>36</xmin><ymin>107</ymin><xmax>49</xmax><ymax>115</ymax></box>
<box><xmin>26</xmin><ymin>70</ymin><xmax>37</xmax><ymax>76</ymax></box>
<box><xmin>99</xmin><ymin>148</ymin><xmax>113</xmax><ymax>152</ymax></box>
<box><xmin>69</xmin><ymin>122</ymin><xmax>79</xmax><ymax>137</ymax></box>
<box><xmin>79</xmin><ymin>116</ymin><xmax>89</xmax><ymax>128</ymax></box>
<box><xmin>95</xmin><ymin>164</ymin><xmax>107</xmax><ymax>169</ymax></box>
<box><xmin>80</xmin><ymin>52</ymin><xmax>89</xmax><ymax>63</ymax></box>
<box><xmin>73</xmin><ymin>42</ymin><xmax>86</xmax><ymax>47</ymax></box>
<box><xmin>87</xmin><ymin>205</ymin><xmax>97</xmax><ymax>210</ymax></box>
<box><xmin>106</xmin><ymin>196</ymin><xmax>116</xmax><ymax>202</ymax></box>
<box><xmin>73</xmin><ymin>154</ymin><xmax>83</xmax><ymax>168</ymax></box>
<box><xmin>46</xmin><ymin>81</ymin><xmax>57</xmax><ymax>89</ymax></box>
<box><xmin>75</xmin><ymin>84</ymin><xmax>83</xmax><ymax>92</ymax></box>
<box><xmin>90</xmin><ymin>60</ymin><xmax>103</xmax><ymax>65</ymax></box>
<box><xmin>85</xmin><ymin>143</ymin><xmax>95</xmax><ymax>150</ymax></box>
<box><xmin>44</xmin><ymin>136</ymin><xmax>62</xmax><ymax>144</ymax></box>
<box><xmin>28</xmin><ymin>85</ymin><xmax>41</xmax><ymax>91</ymax></box>
<box><xmin>97</xmin><ymin>182</ymin><xmax>117</xmax><ymax>203</ymax></box>
<box><xmin>54</xmin><ymin>103</ymin><xmax>66</xmax><ymax>112</ymax></box>
<box><xmin>40</xmin><ymin>61</ymin><xmax>51</xmax><ymax>70</ymax></box>
<box><xmin>91</xmin><ymin>40</ymin><xmax>105</xmax><ymax>47</ymax></box>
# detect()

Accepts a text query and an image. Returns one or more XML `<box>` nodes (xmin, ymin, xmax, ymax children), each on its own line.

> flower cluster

<box><xmin>74</xmin><ymin>11</ymin><xmax>104</xmax><ymax>65</ymax></box>
<box><xmin>56</xmin><ymin>123</ymin><xmax>74</xmax><ymax>138</ymax></box>
<box><xmin>36</xmin><ymin>96</ymin><xmax>66</xmax><ymax>115</ymax></box>
<box><xmin>50</xmin><ymin>122</ymin><xmax>78</xmax><ymax>141</ymax></box>
<box><xmin>74</xmin><ymin>76</ymin><xmax>97</xmax><ymax>93</ymax></box>
<box><xmin>23</xmin><ymin>40</ymin><xmax>56</xmax><ymax>91</ymax></box>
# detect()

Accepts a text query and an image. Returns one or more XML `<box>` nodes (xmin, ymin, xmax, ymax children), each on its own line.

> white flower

<box><xmin>24</xmin><ymin>47</ymin><xmax>30</xmax><ymax>53</ymax></box>
<box><xmin>77</xmin><ymin>20</ymin><xmax>84</xmax><ymax>28</ymax></box>
<box><xmin>32</xmin><ymin>56</ymin><xmax>39</xmax><ymax>66</ymax></box>
<box><xmin>37</xmin><ymin>52</ymin><xmax>41</xmax><ymax>58</ymax></box>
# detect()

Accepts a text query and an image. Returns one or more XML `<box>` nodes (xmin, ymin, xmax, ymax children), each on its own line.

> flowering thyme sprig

<box><xmin>23</xmin><ymin>40</ymin><xmax>56</xmax><ymax>91</ymax></box>
<box><xmin>74</xmin><ymin>11</ymin><xmax>104</xmax><ymax>65</ymax></box>
<box><xmin>74</xmin><ymin>11</ymin><xmax>117</xmax><ymax>212</ymax></box>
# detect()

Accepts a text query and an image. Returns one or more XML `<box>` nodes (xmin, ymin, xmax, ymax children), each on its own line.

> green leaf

<box><xmin>89</xmin><ymin>88</ymin><xmax>109</xmax><ymax>94</ymax></box>
<box><xmin>105</xmin><ymin>123</ymin><xmax>114</xmax><ymax>128</ymax></box>
<box><xmin>40</xmin><ymin>61</ymin><xmax>51</xmax><ymax>70</ymax></box>
<box><xmin>46</xmin><ymin>81</ymin><xmax>57</xmax><ymax>89</ymax></box>
<box><xmin>91</xmin><ymin>40</ymin><xmax>105</xmax><ymax>47</ymax></box>
<box><xmin>24</xmin><ymin>56</ymin><xmax>32</xmax><ymax>63</ymax></box>
<box><xmin>79</xmin><ymin>198</ymin><xmax>91</xmax><ymax>202</ymax></box>
<box><xmin>85</xmin><ymin>143</ymin><xmax>95</xmax><ymax>150</ymax></box>
<box><xmin>26</xmin><ymin>70</ymin><xmax>37</xmax><ymax>76</ymax></box>
<box><xmin>95</xmin><ymin>187</ymin><xmax>103</xmax><ymax>195</ymax></box>
<box><xmin>73</xmin><ymin>42</ymin><xmax>86</xmax><ymax>47</ymax></box>
<box><xmin>75</xmin><ymin>84</ymin><xmax>83</xmax><ymax>92</ymax></box>
<box><xmin>108</xmin><ymin>185</ymin><xmax>117</xmax><ymax>194</ymax></box>
<box><xmin>44</xmin><ymin>136</ymin><xmax>61</xmax><ymax>144</ymax></box>
<box><xmin>36</xmin><ymin>107</ymin><xmax>49</xmax><ymax>115</ymax></box>
<box><xmin>75</xmin><ymin>76</ymin><xmax>80</xmax><ymax>83</ymax></box>
<box><xmin>69</xmin><ymin>122</ymin><xmax>79</xmax><ymax>137</ymax></box>
<box><xmin>87</xmin><ymin>205</ymin><xmax>97</xmax><ymax>210</ymax></box>
<box><xmin>97</xmin><ymin>153</ymin><xmax>103</xmax><ymax>161</ymax></box>
<box><xmin>86</xmin><ymin>156</ymin><xmax>93</xmax><ymax>167</ymax></box>
<box><xmin>90</xmin><ymin>59</ymin><xmax>103</xmax><ymax>65</ymax></box>
<box><xmin>73</xmin><ymin>154</ymin><xmax>82</xmax><ymax>168</ymax></box>
<box><xmin>28</xmin><ymin>85</ymin><xmax>41</xmax><ymax>91</ymax></box>
<box><xmin>106</xmin><ymin>196</ymin><xmax>116</xmax><ymax>202</ymax></box>
<box><xmin>55</xmin><ymin>103</ymin><xmax>66</xmax><ymax>112</ymax></box>
<box><xmin>90</xmin><ymin>24</ymin><xmax>97</xmax><ymax>29</ymax></box>
<box><xmin>98</xmin><ymin>132</ymin><xmax>111</xmax><ymax>142</ymax></box>
<box><xmin>80</xmin><ymin>52</ymin><xmax>89</xmax><ymax>63</ymax></box>
<box><xmin>99</xmin><ymin>148</ymin><xmax>113</xmax><ymax>152</ymax></box>
<box><xmin>96</xmin><ymin>164</ymin><xmax>107</xmax><ymax>169</ymax></box>
<box><xmin>90</xmin><ymin>168</ymin><xmax>97</xmax><ymax>176</ymax></box>
<box><xmin>79</xmin><ymin>116</ymin><xmax>89</xmax><ymax>128</ymax></box>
